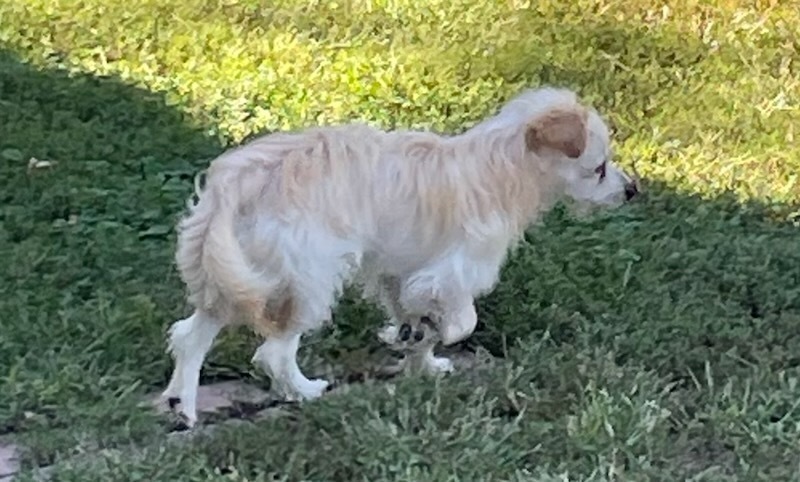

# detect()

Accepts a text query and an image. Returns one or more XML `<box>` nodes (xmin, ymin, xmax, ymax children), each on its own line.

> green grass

<box><xmin>1</xmin><ymin>0</ymin><xmax>799</xmax><ymax>479</ymax></box>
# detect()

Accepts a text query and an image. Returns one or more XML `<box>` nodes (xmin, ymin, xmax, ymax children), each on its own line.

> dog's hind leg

<box><xmin>252</xmin><ymin>329</ymin><xmax>329</xmax><ymax>401</ymax></box>
<box><xmin>249</xmin><ymin>224</ymin><xmax>357</xmax><ymax>401</ymax></box>
<box><xmin>162</xmin><ymin>310</ymin><xmax>224</xmax><ymax>427</ymax></box>
<box><xmin>251</xmin><ymin>290</ymin><xmax>333</xmax><ymax>402</ymax></box>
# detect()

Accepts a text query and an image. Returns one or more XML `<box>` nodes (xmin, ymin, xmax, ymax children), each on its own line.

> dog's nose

<box><xmin>624</xmin><ymin>181</ymin><xmax>639</xmax><ymax>201</ymax></box>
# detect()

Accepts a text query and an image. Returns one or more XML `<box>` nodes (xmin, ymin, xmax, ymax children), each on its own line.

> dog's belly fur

<box><xmin>366</xmin><ymin>235</ymin><xmax>510</xmax><ymax>298</ymax></box>
<box><xmin>232</xmin><ymin>151</ymin><xmax>519</xmax><ymax>316</ymax></box>
<box><xmin>242</xmin><ymin>209</ymin><xmax>511</xmax><ymax>317</ymax></box>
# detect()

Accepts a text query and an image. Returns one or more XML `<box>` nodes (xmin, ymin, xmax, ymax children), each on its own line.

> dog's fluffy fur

<box><xmin>162</xmin><ymin>86</ymin><xmax>637</xmax><ymax>426</ymax></box>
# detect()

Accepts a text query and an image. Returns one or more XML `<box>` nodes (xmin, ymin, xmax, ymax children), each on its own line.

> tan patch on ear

<box><xmin>525</xmin><ymin>108</ymin><xmax>588</xmax><ymax>159</ymax></box>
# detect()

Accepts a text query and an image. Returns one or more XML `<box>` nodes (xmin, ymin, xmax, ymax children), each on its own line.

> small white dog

<box><xmin>161</xmin><ymin>86</ymin><xmax>638</xmax><ymax>427</ymax></box>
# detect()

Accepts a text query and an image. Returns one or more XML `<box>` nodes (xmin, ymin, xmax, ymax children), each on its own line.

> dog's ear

<box><xmin>525</xmin><ymin>107</ymin><xmax>588</xmax><ymax>159</ymax></box>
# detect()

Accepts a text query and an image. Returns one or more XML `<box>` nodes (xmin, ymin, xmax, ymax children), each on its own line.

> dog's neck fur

<box><xmin>397</xmin><ymin>116</ymin><xmax>565</xmax><ymax>246</ymax></box>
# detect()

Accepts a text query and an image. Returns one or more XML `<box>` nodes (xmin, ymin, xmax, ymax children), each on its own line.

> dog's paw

<box><xmin>160</xmin><ymin>395</ymin><xmax>199</xmax><ymax>429</ymax></box>
<box><xmin>401</xmin><ymin>351</ymin><xmax>455</xmax><ymax>377</ymax></box>
<box><xmin>177</xmin><ymin>410</ymin><xmax>198</xmax><ymax>429</ymax></box>
<box><xmin>377</xmin><ymin>323</ymin><xmax>400</xmax><ymax>345</ymax></box>
<box><xmin>282</xmin><ymin>378</ymin><xmax>330</xmax><ymax>402</ymax></box>
<box><xmin>424</xmin><ymin>355</ymin><xmax>455</xmax><ymax>375</ymax></box>
<box><xmin>384</xmin><ymin>316</ymin><xmax>441</xmax><ymax>353</ymax></box>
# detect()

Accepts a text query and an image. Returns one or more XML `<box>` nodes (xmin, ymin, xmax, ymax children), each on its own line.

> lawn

<box><xmin>1</xmin><ymin>0</ymin><xmax>799</xmax><ymax>480</ymax></box>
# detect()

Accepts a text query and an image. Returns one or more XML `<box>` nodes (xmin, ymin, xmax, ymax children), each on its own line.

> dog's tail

<box><xmin>175</xmin><ymin>167</ymin><xmax>277</xmax><ymax>319</ymax></box>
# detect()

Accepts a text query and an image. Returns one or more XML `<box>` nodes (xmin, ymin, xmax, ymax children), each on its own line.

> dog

<box><xmin>161</xmin><ymin>86</ymin><xmax>639</xmax><ymax>427</ymax></box>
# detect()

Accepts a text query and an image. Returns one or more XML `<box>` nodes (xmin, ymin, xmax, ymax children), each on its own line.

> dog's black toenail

<box><xmin>420</xmin><ymin>316</ymin><xmax>436</xmax><ymax>329</ymax></box>
<box><xmin>399</xmin><ymin>323</ymin><xmax>412</xmax><ymax>341</ymax></box>
<box><xmin>168</xmin><ymin>397</ymin><xmax>181</xmax><ymax>409</ymax></box>
<box><xmin>413</xmin><ymin>330</ymin><xmax>425</xmax><ymax>342</ymax></box>
<box><xmin>171</xmin><ymin>420</ymin><xmax>191</xmax><ymax>432</ymax></box>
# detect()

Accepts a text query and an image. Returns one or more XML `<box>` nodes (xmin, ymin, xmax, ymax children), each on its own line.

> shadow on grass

<box><xmin>1</xmin><ymin>37</ymin><xmax>799</xmax><ymax>478</ymax></box>
<box><xmin>0</xmin><ymin>48</ymin><xmax>224</xmax><ymax>435</ymax></box>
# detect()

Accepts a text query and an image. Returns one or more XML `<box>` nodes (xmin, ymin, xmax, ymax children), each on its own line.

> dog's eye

<box><xmin>594</xmin><ymin>161</ymin><xmax>607</xmax><ymax>180</ymax></box>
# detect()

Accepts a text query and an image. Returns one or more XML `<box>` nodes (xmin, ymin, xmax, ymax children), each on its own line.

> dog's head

<box><xmin>507</xmin><ymin>88</ymin><xmax>639</xmax><ymax>210</ymax></box>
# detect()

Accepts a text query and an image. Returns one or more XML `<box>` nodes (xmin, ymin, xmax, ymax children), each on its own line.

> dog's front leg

<box><xmin>377</xmin><ymin>318</ymin><xmax>443</xmax><ymax>373</ymax></box>
<box><xmin>162</xmin><ymin>310</ymin><xmax>225</xmax><ymax>428</ymax></box>
<box><xmin>403</xmin><ymin>297</ymin><xmax>477</xmax><ymax>374</ymax></box>
<box><xmin>386</xmin><ymin>299</ymin><xmax>477</xmax><ymax>376</ymax></box>
<box><xmin>373</xmin><ymin>275</ymin><xmax>408</xmax><ymax>345</ymax></box>
<box><xmin>436</xmin><ymin>298</ymin><xmax>478</xmax><ymax>346</ymax></box>
<box><xmin>382</xmin><ymin>279</ymin><xmax>478</xmax><ymax>375</ymax></box>
<box><xmin>389</xmin><ymin>315</ymin><xmax>454</xmax><ymax>375</ymax></box>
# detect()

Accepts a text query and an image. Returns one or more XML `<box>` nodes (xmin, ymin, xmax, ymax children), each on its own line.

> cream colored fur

<box><xmin>161</xmin><ymin>86</ymin><xmax>637</xmax><ymax>427</ymax></box>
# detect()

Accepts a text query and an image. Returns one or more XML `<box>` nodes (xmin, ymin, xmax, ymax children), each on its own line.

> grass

<box><xmin>1</xmin><ymin>0</ymin><xmax>799</xmax><ymax>479</ymax></box>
